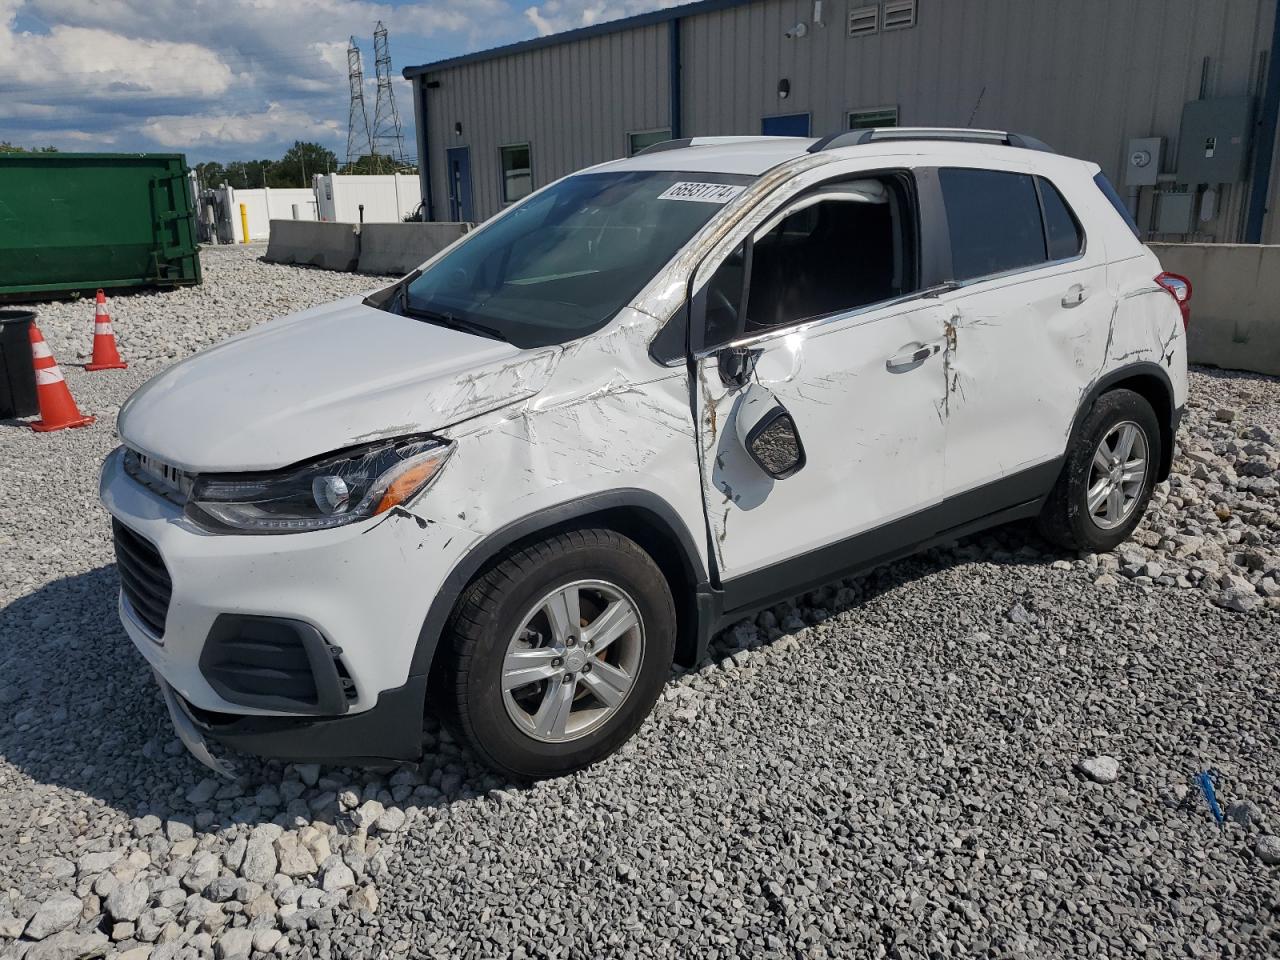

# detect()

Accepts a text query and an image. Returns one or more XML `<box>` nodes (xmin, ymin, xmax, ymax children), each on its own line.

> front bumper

<box><xmin>157</xmin><ymin>672</ymin><xmax>428</xmax><ymax>769</ymax></box>
<box><xmin>100</xmin><ymin>446</ymin><xmax>476</xmax><ymax>739</ymax></box>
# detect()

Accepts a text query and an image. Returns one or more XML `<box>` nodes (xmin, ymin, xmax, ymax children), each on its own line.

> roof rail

<box><xmin>637</xmin><ymin>135</ymin><xmax>789</xmax><ymax>156</ymax></box>
<box><xmin>808</xmin><ymin>127</ymin><xmax>1055</xmax><ymax>154</ymax></box>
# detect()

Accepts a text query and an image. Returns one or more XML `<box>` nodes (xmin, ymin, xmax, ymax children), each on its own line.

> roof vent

<box><xmin>848</xmin><ymin>5</ymin><xmax>879</xmax><ymax>37</ymax></box>
<box><xmin>883</xmin><ymin>0</ymin><xmax>917</xmax><ymax>30</ymax></box>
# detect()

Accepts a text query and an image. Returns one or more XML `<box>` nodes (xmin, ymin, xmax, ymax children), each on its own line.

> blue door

<box><xmin>761</xmin><ymin>113</ymin><xmax>812</xmax><ymax>137</ymax></box>
<box><xmin>446</xmin><ymin>147</ymin><xmax>474</xmax><ymax>222</ymax></box>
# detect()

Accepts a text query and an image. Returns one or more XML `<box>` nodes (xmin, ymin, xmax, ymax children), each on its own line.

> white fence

<box><xmin>314</xmin><ymin>174</ymin><xmax>421</xmax><ymax>224</ymax></box>
<box><xmin>205</xmin><ymin>175</ymin><xmax>422</xmax><ymax>243</ymax></box>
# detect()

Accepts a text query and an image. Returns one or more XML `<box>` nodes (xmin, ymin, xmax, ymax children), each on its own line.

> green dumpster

<box><xmin>0</xmin><ymin>152</ymin><xmax>202</xmax><ymax>301</ymax></box>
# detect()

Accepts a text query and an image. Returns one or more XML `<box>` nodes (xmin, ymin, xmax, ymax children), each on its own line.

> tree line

<box><xmin>195</xmin><ymin>141</ymin><xmax>414</xmax><ymax>190</ymax></box>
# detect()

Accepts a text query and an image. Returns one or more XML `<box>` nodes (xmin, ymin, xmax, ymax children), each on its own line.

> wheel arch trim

<box><xmin>1068</xmin><ymin>361</ymin><xmax>1178</xmax><ymax>481</ymax></box>
<box><xmin>407</xmin><ymin>489</ymin><xmax>709</xmax><ymax>681</ymax></box>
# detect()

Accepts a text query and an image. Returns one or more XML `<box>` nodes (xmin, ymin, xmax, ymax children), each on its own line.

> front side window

<box><xmin>404</xmin><ymin>170</ymin><xmax>753</xmax><ymax>348</ymax></box>
<box><xmin>702</xmin><ymin>174</ymin><xmax>918</xmax><ymax>345</ymax></box>
<box><xmin>939</xmin><ymin>168</ymin><xmax>1046</xmax><ymax>281</ymax></box>
<box><xmin>501</xmin><ymin>144</ymin><xmax>532</xmax><ymax>203</ymax></box>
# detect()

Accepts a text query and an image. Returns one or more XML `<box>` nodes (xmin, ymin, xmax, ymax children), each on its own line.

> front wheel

<box><xmin>442</xmin><ymin>528</ymin><xmax>676</xmax><ymax>779</ymax></box>
<box><xmin>1038</xmin><ymin>388</ymin><xmax>1162</xmax><ymax>553</ymax></box>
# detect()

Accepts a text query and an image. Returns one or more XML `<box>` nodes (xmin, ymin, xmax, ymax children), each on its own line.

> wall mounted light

<box><xmin>778</xmin><ymin>79</ymin><xmax>791</xmax><ymax>100</ymax></box>
<box><xmin>454</xmin><ymin>122</ymin><xmax>463</xmax><ymax>136</ymax></box>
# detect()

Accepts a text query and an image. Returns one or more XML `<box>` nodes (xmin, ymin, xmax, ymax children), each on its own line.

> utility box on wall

<box><xmin>1175</xmin><ymin>97</ymin><xmax>1254</xmax><ymax>185</ymax></box>
<box><xmin>1125</xmin><ymin>137</ymin><xmax>1164</xmax><ymax>186</ymax></box>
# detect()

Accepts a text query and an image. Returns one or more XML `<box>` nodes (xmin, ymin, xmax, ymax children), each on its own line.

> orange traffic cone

<box><xmin>84</xmin><ymin>289</ymin><xmax>127</xmax><ymax>370</ymax></box>
<box><xmin>29</xmin><ymin>324</ymin><xmax>94</xmax><ymax>432</ymax></box>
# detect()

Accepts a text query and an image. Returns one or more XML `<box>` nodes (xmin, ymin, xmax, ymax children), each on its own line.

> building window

<box><xmin>501</xmin><ymin>144</ymin><xmax>532</xmax><ymax>203</ymax></box>
<box><xmin>849</xmin><ymin>107</ymin><xmax>898</xmax><ymax>130</ymax></box>
<box><xmin>628</xmin><ymin>129</ymin><xmax>671</xmax><ymax>156</ymax></box>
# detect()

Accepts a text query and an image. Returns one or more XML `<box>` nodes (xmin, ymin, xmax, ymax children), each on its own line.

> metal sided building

<box><xmin>404</xmin><ymin>0</ymin><xmax>1280</xmax><ymax>244</ymax></box>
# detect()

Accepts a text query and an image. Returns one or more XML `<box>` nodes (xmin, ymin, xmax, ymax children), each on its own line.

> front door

<box><xmin>446</xmin><ymin>147</ymin><xmax>474</xmax><ymax>222</ymax></box>
<box><xmin>690</xmin><ymin>171</ymin><xmax>950</xmax><ymax>608</ymax></box>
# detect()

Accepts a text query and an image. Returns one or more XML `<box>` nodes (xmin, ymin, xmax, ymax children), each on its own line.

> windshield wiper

<box><xmin>399</xmin><ymin>298</ymin><xmax>509</xmax><ymax>342</ymax></box>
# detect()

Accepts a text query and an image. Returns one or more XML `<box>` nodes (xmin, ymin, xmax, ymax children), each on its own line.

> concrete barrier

<box><xmin>1149</xmin><ymin>243</ymin><xmax>1280</xmax><ymax>377</ymax></box>
<box><xmin>357</xmin><ymin>222</ymin><xmax>472</xmax><ymax>275</ymax></box>
<box><xmin>264</xmin><ymin>220</ymin><xmax>360</xmax><ymax>271</ymax></box>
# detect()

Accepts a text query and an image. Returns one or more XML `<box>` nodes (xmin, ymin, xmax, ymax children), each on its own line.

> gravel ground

<box><xmin>1</xmin><ymin>244</ymin><xmax>1278</xmax><ymax>959</ymax></box>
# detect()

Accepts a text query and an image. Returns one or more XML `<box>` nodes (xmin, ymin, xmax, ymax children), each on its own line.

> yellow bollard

<box><xmin>239</xmin><ymin>203</ymin><xmax>250</xmax><ymax>244</ymax></box>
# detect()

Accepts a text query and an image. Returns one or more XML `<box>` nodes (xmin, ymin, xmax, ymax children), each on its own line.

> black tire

<box><xmin>1038</xmin><ymin>388</ymin><xmax>1162</xmax><ymax>553</ymax></box>
<box><xmin>442</xmin><ymin>528</ymin><xmax>676</xmax><ymax>780</ymax></box>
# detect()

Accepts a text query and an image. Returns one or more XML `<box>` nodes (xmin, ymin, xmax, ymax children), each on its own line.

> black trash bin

<box><xmin>0</xmin><ymin>310</ymin><xmax>38</xmax><ymax>419</ymax></box>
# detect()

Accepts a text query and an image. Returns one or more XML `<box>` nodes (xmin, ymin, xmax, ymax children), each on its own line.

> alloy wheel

<box><xmin>1086</xmin><ymin>421</ymin><xmax>1149</xmax><ymax>530</ymax></box>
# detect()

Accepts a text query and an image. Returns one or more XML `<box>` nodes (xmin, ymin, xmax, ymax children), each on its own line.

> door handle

<box><xmin>1062</xmin><ymin>283</ymin><xmax>1087</xmax><ymax>308</ymax></box>
<box><xmin>886</xmin><ymin>344</ymin><xmax>939</xmax><ymax>372</ymax></box>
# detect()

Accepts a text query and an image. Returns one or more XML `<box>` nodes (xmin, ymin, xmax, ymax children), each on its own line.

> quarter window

<box><xmin>939</xmin><ymin>168</ymin><xmax>1046</xmax><ymax>281</ymax></box>
<box><xmin>1037</xmin><ymin>177</ymin><xmax>1084</xmax><ymax>260</ymax></box>
<box><xmin>500</xmin><ymin>144</ymin><xmax>532</xmax><ymax>203</ymax></box>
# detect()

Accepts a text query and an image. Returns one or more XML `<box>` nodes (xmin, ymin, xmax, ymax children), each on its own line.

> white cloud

<box><xmin>140</xmin><ymin>102</ymin><xmax>342</xmax><ymax>148</ymax></box>
<box><xmin>523</xmin><ymin>0</ymin><xmax>679</xmax><ymax>34</ymax></box>
<box><xmin>0</xmin><ymin>17</ymin><xmax>235</xmax><ymax>100</ymax></box>
<box><xmin>0</xmin><ymin>0</ymin><xmax>673</xmax><ymax>158</ymax></box>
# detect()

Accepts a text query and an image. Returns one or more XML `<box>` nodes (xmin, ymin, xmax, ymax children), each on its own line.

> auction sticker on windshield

<box><xmin>657</xmin><ymin>182</ymin><xmax>747</xmax><ymax>204</ymax></box>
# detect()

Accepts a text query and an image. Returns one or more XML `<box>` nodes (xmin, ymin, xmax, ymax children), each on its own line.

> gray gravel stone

<box><xmin>23</xmin><ymin>893</ymin><xmax>82</xmax><ymax>940</ymax></box>
<box><xmin>1075</xmin><ymin>755</ymin><xmax>1121</xmax><ymax>784</ymax></box>
<box><xmin>1257</xmin><ymin>835</ymin><xmax>1280</xmax><ymax>866</ymax></box>
<box><xmin>105</xmin><ymin>879</ymin><xmax>149</xmax><ymax>922</ymax></box>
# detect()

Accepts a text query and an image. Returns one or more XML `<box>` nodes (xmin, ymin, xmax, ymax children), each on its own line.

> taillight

<box><xmin>1155</xmin><ymin>271</ymin><xmax>1192</xmax><ymax>328</ymax></box>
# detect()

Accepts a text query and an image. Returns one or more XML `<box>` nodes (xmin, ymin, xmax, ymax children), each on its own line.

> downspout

<box><xmin>419</xmin><ymin>77</ymin><xmax>436</xmax><ymax>222</ymax></box>
<box><xmin>669</xmin><ymin>17</ymin><xmax>683</xmax><ymax>139</ymax></box>
<box><xmin>1245</xmin><ymin>0</ymin><xmax>1280</xmax><ymax>242</ymax></box>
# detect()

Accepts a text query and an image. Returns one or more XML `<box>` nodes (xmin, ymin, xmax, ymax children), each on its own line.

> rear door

<box><xmin>928</xmin><ymin>164</ymin><xmax>1115</xmax><ymax>505</ymax></box>
<box><xmin>688</xmin><ymin>168</ymin><xmax>952</xmax><ymax>605</ymax></box>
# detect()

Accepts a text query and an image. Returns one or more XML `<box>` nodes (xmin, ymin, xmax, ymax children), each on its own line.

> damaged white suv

<box><xmin>101</xmin><ymin>129</ymin><xmax>1190</xmax><ymax>779</ymax></box>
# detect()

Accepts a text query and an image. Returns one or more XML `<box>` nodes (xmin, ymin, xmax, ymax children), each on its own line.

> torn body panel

<box><xmin>416</xmin><ymin>308</ymin><xmax>709</xmax><ymax>573</ymax></box>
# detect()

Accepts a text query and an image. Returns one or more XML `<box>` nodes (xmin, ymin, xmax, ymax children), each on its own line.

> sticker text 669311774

<box><xmin>657</xmin><ymin>182</ymin><xmax>747</xmax><ymax>204</ymax></box>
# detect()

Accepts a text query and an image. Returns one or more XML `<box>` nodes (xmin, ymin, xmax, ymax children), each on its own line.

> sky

<box><xmin>0</xmin><ymin>0</ymin><xmax>682</xmax><ymax>163</ymax></box>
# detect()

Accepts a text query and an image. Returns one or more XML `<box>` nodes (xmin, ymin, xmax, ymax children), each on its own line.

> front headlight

<box><xmin>187</xmin><ymin>436</ymin><xmax>454</xmax><ymax>533</ymax></box>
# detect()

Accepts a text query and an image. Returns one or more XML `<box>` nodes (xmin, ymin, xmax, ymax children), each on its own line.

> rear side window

<box><xmin>939</xmin><ymin>168</ymin><xmax>1045</xmax><ymax>281</ymax></box>
<box><xmin>1093</xmin><ymin>172</ymin><xmax>1140</xmax><ymax>238</ymax></box>
<box><xmin>1038</xmin><ymin>177</ymin><xmax>1084</xmax><ymax>260</ymax></box>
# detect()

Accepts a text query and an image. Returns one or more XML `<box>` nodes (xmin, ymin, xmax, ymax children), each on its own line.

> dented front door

<box><xmin>695</xmin><ymin>301</ymin><xmax>953</xmax><ymax>582</ymax></box>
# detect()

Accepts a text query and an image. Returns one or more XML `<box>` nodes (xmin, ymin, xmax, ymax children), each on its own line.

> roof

<box><xmin>590</xmin><ymin>137</ymin><xmax>817</xmax><ymax>176</ymax></box>
<box><xmin>402</xmin><ymin>0</ymin><xmax>758</xmax><ymax>78</ymax></box>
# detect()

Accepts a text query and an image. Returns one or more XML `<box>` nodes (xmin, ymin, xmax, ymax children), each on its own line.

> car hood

<box><xmin>118</xmin><ymin>296</ymin><xmax>560</xmax><ymax>472</ymax></box>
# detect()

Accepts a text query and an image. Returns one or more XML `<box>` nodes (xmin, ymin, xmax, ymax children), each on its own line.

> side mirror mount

<box><xmin>735</xmin><ymin>386</ymin><xmax>806</xmax><ymax>479</ymax></box>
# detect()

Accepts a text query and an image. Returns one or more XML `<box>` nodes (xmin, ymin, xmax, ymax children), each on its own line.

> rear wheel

<box><xmin>443</xmin><ymin>528</ymin><xmax>675</xmax><ymax>779</ymax></box>
<box><xmin>1039</xmin><ymin>388</ymin><xmax>1161</xmax><ymax>553</ymax></box>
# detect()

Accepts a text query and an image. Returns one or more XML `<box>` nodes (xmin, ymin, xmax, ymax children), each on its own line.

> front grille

<box><xmin>112</xmin><ymin>519</ymin><xmax>173</xmax><ymax>639</ymax></box>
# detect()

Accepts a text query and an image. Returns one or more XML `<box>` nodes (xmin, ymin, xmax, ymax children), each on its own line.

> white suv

<box><xmin>101</xmin><ymin>129</ymin><xmax>1191</xmax><ymax>779</ymax></box>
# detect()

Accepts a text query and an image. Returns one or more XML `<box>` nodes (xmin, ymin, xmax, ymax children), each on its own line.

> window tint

<box><xmin>939</xmin><ymin>168</ymin><xmax>1046</xmax><ymax>281</ymax></box>
<box><xmin>1093</xmin><ymin>172</ymin><xmax>1141</xmax><ymax>238</ymax></box>
<box><xmin>500</xmin><ymin>145</ymin><xmax>532</xmax><ymax>203</ymax></box>
<box><xmin>702</xmin><ymin>175</ymin><xmax>917</xmax><ymax>343</ymax></box>
<box><xmin>1037</xmin><ymin>177</ymin><xmax>1083</xmax><ymax>260</ymax></box>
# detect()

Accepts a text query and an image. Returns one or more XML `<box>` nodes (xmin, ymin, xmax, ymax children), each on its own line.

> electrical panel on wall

<box><xmin>1175</xmin><ymin>97</ymin><xmax>1254</xmax><ymax>185</ymax></box>
<box><xmin>1124</xmin><ymin>137</ymin><xmax>1163</xmax><ymax>187</ymax></box>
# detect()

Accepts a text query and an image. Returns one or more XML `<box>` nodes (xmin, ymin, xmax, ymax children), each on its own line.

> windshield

<box><xmin>401</xmin><ymin>170</ymin><xmax>754</xmax><ymax>348</ymax></box>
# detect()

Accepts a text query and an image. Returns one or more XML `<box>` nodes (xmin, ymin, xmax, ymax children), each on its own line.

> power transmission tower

<box><xmin>370</xmin><ymin>21</ymin><xmax>407</xmax><ymax>173</ymax></box>
<box><xmin>345</xmin><ymin>37</ymin><xmax>372</xmax><ymax>167</ymax></box>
